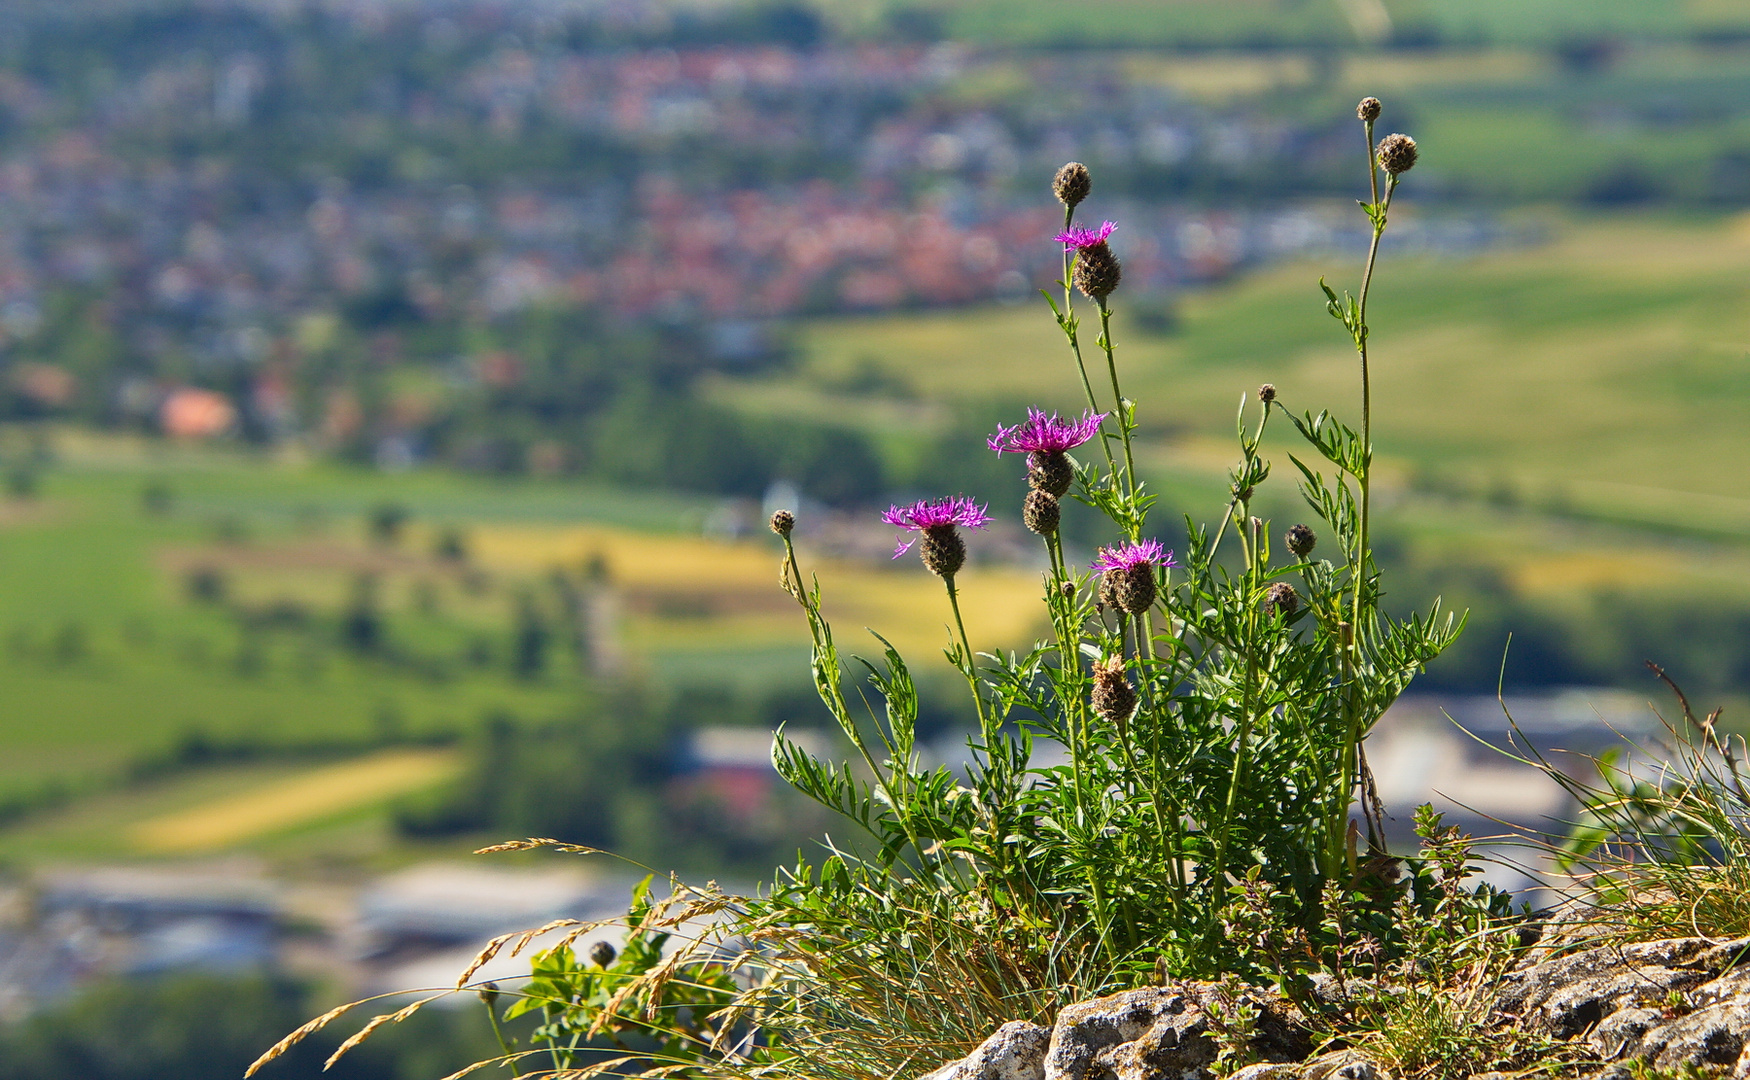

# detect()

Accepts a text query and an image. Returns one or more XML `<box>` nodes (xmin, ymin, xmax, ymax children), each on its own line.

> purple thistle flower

<box><xmin>882</xmin><ymin>495</ymin><xmax>991</xmax><ymax>559</ymax></box>
<box><xmin>1055</xmin><ymin>220</ymin><xmax>1116</xmax><ymax>251</ymax></box>
<box><xmin>1090</xmin><ymin>539</ymin><xmax>1175</xmax><ymax>576</ymax></box>
<box><xmin>987</xmin><ymin>408</ymin><xmax>1107</xmax><ymax>456</ymax></box>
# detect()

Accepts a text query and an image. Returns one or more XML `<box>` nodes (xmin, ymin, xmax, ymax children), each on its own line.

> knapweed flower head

<box><xmin>1066</xmin><ymin>226</ymin><xmax>1122</xmax><ymax>300</ymax></box>
<box><xmin>1055</xmin><ymin>220</ymin><xmax>1116</xmax><ymax>251</ymax></box>
<box><xmin>992</xmin><ymin>410</ymin><xmax>1104</xmax><ymax>497</ymax></box>
<box><xmin>1022</xmin><ymin>490</ymin><xmax>1060</xmax><ymax>536</ymax></box>
<box><xmin>1091</xmin><ymin>655</ymin><xmax>1137</xmax><ymax>727</ymax></box>
<box><xmin>883</xmin><ymin>495</ymin><xmax>989</xmax><ymax>576</ymax></box>
<box><xmin>1263</xmin><ymin>581</ymin><xmax>1300</xmax><ymax>619</ymax></box>
<box><xmin>1092</xmin><ymin>539</ymin><xmax>1174</xmax><ymax>615</ymax></box>
<box><xmin>1053</xmin><ymin>161</ymin><xmax>1091</xmax><ymax>209</ymax></box>
<box><xmin>1285</xmin><ymin>523</ymin><xmax>1317</xmax><ymax>558</ymax></box>
<box><xmin>1376</xmin><ymin>133</ymin><xmax>1418</xmax><ymax>175</ymax></box>
<box><xmin>1090</xmin><ymin>538</ymin><xmax>1174</xmax><ymax>576</ymax></box>
<box><xmin>987</xmin><ymin>408</ymin><xmax>1106</xmax><ymax>456</ymax></box>
<box><xmin>883</xmin><ymin>495</ymin><xmax>991</xmax><ymax>536</ymax></box>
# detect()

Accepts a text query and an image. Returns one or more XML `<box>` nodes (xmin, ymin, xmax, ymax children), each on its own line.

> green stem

<box><xmin>1207</xmin><ymin>403</ymin><xmax>1272</xmax><ymax>563</ymax></box>
<box><xmin>783</xmin><ymin>534</ymin><xmax>944</xmax><ymax>882</ymax></box>
<box><xmin>1060</xmin><ymin>206</ymin><xmax>1121</xmax><ymax>482</ymax></box>
<box><xmin>1209</xmin><ymin>498</ymin><xmax>1263</xmax><ymax>911</ymax></box>
<box><xmin>1350</xmin><ymin>180</ymin><xmax>1393</xmax><ymax>637</ymax></box>
<box><xmin>945</xmin><ymin>575</ymin><xmax>990</xmax><ymax>742</ymax></box>
<box><xmin>1097</xmin><ymin>298</ymin><xmax>1138</xmax><ymax>515</ymax></box>
<box><xmin>1046</xmin><ymin>532</ymin><xmax>1090</xmax><ymax>816</ymax></box>
<box><xmin>484</xmin><ymin>998</ymin><xmax>523</xmax><ymax>1078</ymax></box>
<box><xmin>1340</xmin><ymin>150</ymin><xmax>1397</xmax><ymax>870</ymax></box>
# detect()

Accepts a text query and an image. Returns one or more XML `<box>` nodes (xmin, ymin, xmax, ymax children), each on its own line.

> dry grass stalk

<box><xmin>243</xmin><ymin>998</ymin><xmax>363</xmax><ymax>1077</ymax></box>
<box><xmin>455</xmin><ymin>918</ymin><xmax>587</xmax><ymax>988</ymax></box>
<box><xmin>474</xmin><ymin>838</ymin><xmax>607</xmax><ymax>856</ymax></box>
<box><xmin>324</xmin><ymin>996</ymin><xmax>436</xmax><ymax>1070</ymax></box>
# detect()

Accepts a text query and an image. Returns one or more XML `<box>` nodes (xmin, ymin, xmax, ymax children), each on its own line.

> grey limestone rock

<box><xmin>1042</xmin><ymin>983</ymin><xmax>1310</xmax><ymax>1080</ymax></box>
<box><xmin>919</xmin><ymin>1021</ymin><xmax>1052</xmax><ymax>1080</ymax></box>
<box><xmin>1493</xmin><ymin>938</ymin><xmax>1723</xmax><ymax>1036</ymax></box>
<box><xmin>1492</xmin><ymin>933</ymin><xmax>1750</xmax><ymax>1072</ymax></box>
<box><xmin>1587</xmin><ymin>1006</ymin><xmax>1662</xmax><ymax>1059</ymax></box>
<box><xmin>1045</xmin><ymin>987</ymin><xmax>1216</xmax><ymax>1080</ymax></box>
<box><xmin>1640</xmin><ymin>1000</ymin><xmax>1750</xmax><ymax>1072</ymax></box>
<box><xmin>1299</xmin><ymin>1049</ymin><xmax>1385</xmax><ymax>1080</ymax></box>
<box><xmin>1694</xmin><ymin>965</ymin><xmax>1750</xmax><ymax>1008</ymax></box>
<box><xmin>1226</xmin><ymin>1064</ymin><xmax>1300</xmax><ymax>1080</ymax></box>
<box><xmin>1330</xmin><ymin>1060</ymin><xmax>1383</xmax><ymax>1080</ymax></box>
<box><xmin>1536</xmin><ymin>967</ymin><xmax>1709</xmax><ymax>1038</ymax></box>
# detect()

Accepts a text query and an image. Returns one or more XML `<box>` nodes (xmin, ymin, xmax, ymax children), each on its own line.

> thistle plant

<box><xmin>755</xmin><ymin>95</ymin><xmax>1462</xmax><ymax>986</ymax></box>
<box><xmin>263</xmin><ymin>99</ymin><xmax>1470</xmax><ymax>1080</ymax></box>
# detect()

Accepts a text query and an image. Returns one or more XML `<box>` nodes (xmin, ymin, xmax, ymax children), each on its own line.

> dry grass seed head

<box><xmin>244</xmin><ymin>998</ymin><xmax>362</xmax><ymax>1077</ymax></box>
<box><xmin>324</xmin><ymin>997</ymin><xmax>433</xmax><ymax>1071</ymax></box>
<box><xmin>473</xmin><ymin>838</ymin><xmax>607</xmax><ymax>856</ymax></box>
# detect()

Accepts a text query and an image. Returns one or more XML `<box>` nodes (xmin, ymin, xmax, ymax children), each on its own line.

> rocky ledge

<box><xmin>917</xmin><ymin>936</ymin><xmax>1750</xmax><ymax>1080</ymax></box>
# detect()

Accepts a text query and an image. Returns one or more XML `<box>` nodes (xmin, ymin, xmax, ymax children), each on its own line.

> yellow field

<box><xmin>468</xmin><ymin>522</ymin><xmax>1050</xmax><ymax>661</ymax></box>
<box><xmin>129</xmin><ymin>747</ymin><xmax>461</xmax><ymax>854</ymax></box>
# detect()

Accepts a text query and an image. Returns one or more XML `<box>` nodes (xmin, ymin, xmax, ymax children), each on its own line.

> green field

<box><xmin>0</xmin><ymin>436</ymin><xmax>1060</xmax><ymax>863</ymax></box>
<box><xmin>0</xmin><ymin>451</ymin><xmax>702</xmax><ymax>800</ymax></box>
<box><xmin>801</xmin><ymin>0</ymin><xmax>1750</xmax><ymax>46</ymax></box>
<box><xmin>715</xmin><ymin>214</ymin><xmax>1750</xmax><ymax>534</ymax></box>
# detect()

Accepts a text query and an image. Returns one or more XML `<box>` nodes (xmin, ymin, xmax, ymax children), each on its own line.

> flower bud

<box><xmin>590</xmin><ymin>940</ymin><xmax>618</xmax><ymax>968</ymax></box>
<box><xmin>921</xmin><ymin>526</ymin><xmax>967</xmax><ymax>578</ymax></box>
<box><xmin>1027</xmin><ymin>450</ymin><xmax>1074</xmax><ymax>497</ymax></box>
<box><xmin>1091</xmin><ymin>656</ymin><xmax>1137</xmax><ymax>726</ymax></box>
<box><xmin>1376</xmin><ymin>133</ymin><xmax>1418</xmax><ymax>176</ymax></box>
<box><xmin>1072</xmin><ymin>241</ymin><xmax>1122</xmax><ymax>301</ymax></box>
<box><xmin>1023</xmin><ymin>490</ymin><xmax>1060</xmax><ymax>536</ymax></box>
<box><xmin>1285</xmin><ymin>524</ymin><xmax>1316</xmax><ymax>558</ymax></box>
<box><xmin>1263</xmin><ymin>581</ymin><xmax>1299</xmax><ymax>619</ymax></box>
<box><xmin>1257</xmin><ymin>383</ymin><xmax>1276</xmax><ymax>404</ymax></box>
<box><xmin>769</xmin><ymin>509</ymin><xmax>794</xmax><ymax>537</ymax></box>
<box><xmin>1357</xmin><ymin>97</ymin><xmax>1381</xmax><ymax>122</ymax></box>
<box><xmin>1105</xmin><ymin>563</ymin><xmax>1157</xmax><ymax>615</ymax></box>
<box><xmin>1053</xmin><ymin>161</ymin><xmax>1092</xmax><ymax>209</ymax></box>
<box><xmin>478</xmin><ymin>981</ymin><xmax>501</xmax><ymax>1007</ymax></box>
